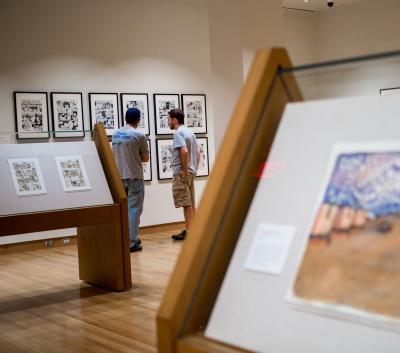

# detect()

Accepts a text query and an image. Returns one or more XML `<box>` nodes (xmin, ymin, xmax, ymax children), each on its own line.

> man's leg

<box><xmin>183</xmin><ymin>205</ymin><xmax>194</xmax><ymax>230</ymax></box>
<box><xmin>172</xmin><ymin>174</ymin><xmax>195</xmax><ymax>240</ymax></box>
<box><xmin>125</xmin><ymin>179</ymin><xmax>144</xmax><ymax>250</ymax></box>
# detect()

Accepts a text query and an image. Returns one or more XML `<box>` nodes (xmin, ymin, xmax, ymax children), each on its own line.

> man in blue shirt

<box><xmin>168</xmin><ymin>108</ymin><xmax>200</xmax><ymax>240</ymax></box>
<box><xmin>112</xmin><ymin>108</ymin><xmax>149</xmax><ymax>252</ymax></box>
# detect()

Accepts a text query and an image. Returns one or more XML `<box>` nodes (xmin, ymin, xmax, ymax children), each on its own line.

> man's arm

<box><xmin>139</xmin><ymin>136</ymin><xmax>150</xmax><ymax>162</ymax></box>
<box><xmin>180</xmin><ymin>146</ymin><xmax>189</xmax><ymax>176</ymax></box>
<box><xmin>141</xmin><ymin>153</ymin><xmax>149</xmax><ymax>163</ymax></box>
<box><xmin>196</xmin><ymin>146</ymin><xmax>201</xmax><ymax>170</ymax></box>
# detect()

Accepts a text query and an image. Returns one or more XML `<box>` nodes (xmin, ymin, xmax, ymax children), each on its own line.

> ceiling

<box><xmin>283</xmin><ymin>0</ymin><xmax>365</xmax><ymax>12</ymax></box>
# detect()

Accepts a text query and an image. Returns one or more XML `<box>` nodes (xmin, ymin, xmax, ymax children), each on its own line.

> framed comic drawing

<box><xmin>154</xmin><ymin>94</ymin><xmax>180</xmax><ymax>135</ymax></box>
<box><xmin>55</xmin><ymin>155</ymin><xmax>91</xmax><ymax>192</ymax></box>
<box><xmin>89</xmin><ymin>93</ymin><xmax>120</xmax><ymax>136</ymax></box>
<box><xmin>14</xmin><ymin>92</ymin><xmax>50</xmax><ymax>139</ymax></box>
<box><xmin>182</xmin><ymin>94</ymin><xmax>207</xmax><ymax>134</ymax></box>
<box><xmin>120</xmin><ymin>93</ymin><xmax>150</xmax><ymax>135</ymax></box>
<box><xmin>51</xmin><ymin>92</ymin><xmax>84</xmax><ymax>138</ymax></box>
<box><xmin>196</xmin><ymin>137</ymin><xmax>209</xmax><ymax>177</ymax></box>
<box><xmin>156</xmin><ymin>139</ymin><xmax>174</xmax><ymax>180</ymax></box>
<box><xmin>8</xmin><ymin>157</ymin><xmax>47</xmax><ymax>196</ymax></box>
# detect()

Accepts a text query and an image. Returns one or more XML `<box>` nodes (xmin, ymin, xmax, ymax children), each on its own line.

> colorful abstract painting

<box><xmin>291</xmin><ymin>145</ymin><xmax>400</xmax><ymax>328</ymax></box>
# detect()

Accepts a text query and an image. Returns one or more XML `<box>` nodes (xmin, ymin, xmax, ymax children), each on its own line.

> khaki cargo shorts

<box><xmin>172</xmin><ymin>173</ymin><xmax>196</xmax><ymax>208</ymax></box>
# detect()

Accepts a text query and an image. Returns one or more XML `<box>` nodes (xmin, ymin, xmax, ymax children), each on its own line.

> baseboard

<box><xmin>0</xmin><ymin>236</ymin><xmax>77</xmax><ymax>255</ymax></box>
<box><xmin>140</xmin><ymin>221</ymin><xmax>185</xmax><ymax>234</ymax></box>
<box><xmin>0</xmin><ymin>222</ymin><xmax>185</xmax><ymax>254</ymax></box>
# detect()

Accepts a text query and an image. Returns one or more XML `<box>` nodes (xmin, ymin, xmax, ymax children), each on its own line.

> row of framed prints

<box><xmin>13</xmin><ymin>91</ymin><xmax>208</xmax><ymax>139</ymax></box>
<box><xmin>124</xmin><ymin>137</ymin><xmax>210</xmax><ymax>181</ymax></box>
<box><xmin>8</xmin><ymin>155</ymin><xmax>91</xmax><ymax>196</ymax></box>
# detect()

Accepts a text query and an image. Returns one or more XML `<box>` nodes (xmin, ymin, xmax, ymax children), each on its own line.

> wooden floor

<box><xmin>0</xmin><ymin>225</ymin><xmax>183</xmax><ymax>353</ymax></box>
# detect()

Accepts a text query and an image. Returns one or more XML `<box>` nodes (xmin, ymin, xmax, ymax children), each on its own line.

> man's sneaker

<box><xmin>172</xmin><ymin>229</ymin><xmax>187</xmax><ymax>241</ymax></box>
<box><xmin>130</xmin><ymin>239</ymin><xmax>143</xmax><ymax>252</ymax></box>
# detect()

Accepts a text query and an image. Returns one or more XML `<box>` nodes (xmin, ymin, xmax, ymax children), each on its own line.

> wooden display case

<box><xmin>0</xmin><ymin>124</ymin><xmax>131</xmax><ymax>291</ymax></box>
<box><xmin>157</xmin><ymin>48</ymin><xmax>302</xmax><ymax>353</ymax></box>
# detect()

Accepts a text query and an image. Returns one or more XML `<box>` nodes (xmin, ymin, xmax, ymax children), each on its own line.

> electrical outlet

<box><xmin>44</xmin><ymin>240</ymin><xmax>53</xmax><ymax>248</ymax></box>
<box><xmin>63</xmin><ymin>238</ymin><xmax>71</xmax><ymax>245</ymax></box>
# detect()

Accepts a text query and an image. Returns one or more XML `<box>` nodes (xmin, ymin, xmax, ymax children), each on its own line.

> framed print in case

<box><xmin>156</xmin><ymin>139</ymin><xmax>174</xmax><ymax>180</ymax></box>
<box><xmin>120</xmin><ymin>93</ymin><xmax>150</xmax><ymax>135</ymax></box>
<box><xmin>182</xmin><ymin>94</ymin><xmax>207</xmax><ymax>134</ymax></box>
<box><xmin>89</xmin><ymin>93</ymin><xmax>120</xmax><ymax>136</ymax></box>
<box><xmin>196</xmin><ymin>137</ymin><xmax>209</xmax><ymax>177</ymax></box>
<box><xmin>154</xmin><ymin>94</ymin><xmax>180</xmax><ymax>135</ymax></box>
<box><xmin>55</xmin><ymin>155</ymin><xmax>91</xmax><ymax>192</ymax></box>
<box><xmin>8</xmin><ymin>157</ymin><xmax>47</xmax><ymax>196</ymax></box>
<box><xmin>50</xmin><ymin>92</ymin><xmax>84</xmax><ymax>138</ymax></box>
<box><xmin>14</xmin><ymin>92</ymin><xmax>50</xmax><ymax>139</ymax></box>
<box><xmin>143</xmin><ymin>139</ymin><xmax>152</xmax><ymax>181</ymax></box>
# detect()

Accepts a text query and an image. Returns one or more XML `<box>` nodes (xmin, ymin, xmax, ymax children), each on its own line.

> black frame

<box><xmin>13</xmin><ymin>91</ymin><xmax>50</xmax><ymax>140</ymax></box>
<box><xmin>120</xmin><ymin>93</ymin><xmax>150</xmax><ymax>135</ymax></box>
<box><xmin>88</xmin><ymin>92</ymin><xmax>120</xmax><ymax>136</ymax></box>
<box><xmin>380</xmin><ymin>87</ymin><xmax>400</xmax><ymax>95</ymax></box>
<box><xmin>156</xmin><ymin>138</ymin><xmax>174</xmax><ymax>180</ymax></box>
<box><xmin>153</xmin><ymin>94</ymin><xmax>180</xmax><ymax>135</ymax></box>
<box><xmin>181</xmin><ymin>94</ymin><xmax>207</xmax><ymax>134</ymax></box>
<box><xmin>196</xmin><ymin>136</ymin><xmax>210</xmax><ymax>177</ymax></box>
<box><xmin>144</xmin><ymin>138</ymin><xmax>152</xmax><ymax>181</ymax></box>
<box><xmin>50</xmin><ymin>92</ymin><xmax>85</xmax><ymax>138</ymax></box>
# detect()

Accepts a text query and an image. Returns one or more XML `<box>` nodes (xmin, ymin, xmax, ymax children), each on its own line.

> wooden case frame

<box><xmin>157</xmin><ymin>48</ymin><xmax>302</xmax><ymax>353</ymax></box>
<box><xmin>0</xmin><ymin>124</ymin><xmax>132</xmax><ymax>291</ymax></box>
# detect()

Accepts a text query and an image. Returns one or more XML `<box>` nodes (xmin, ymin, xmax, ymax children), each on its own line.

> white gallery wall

<box><xmin>283</xmin><ymin>0</ymin><xmax>400</xmax><ymax>100</ymax></box>
<box><xmin>0</xmin><ymin>0</ymin><xmax>214</xmax><ymax>243</ymax></box>
<box><xmin>208</xmin><ymin>0</ymin><xmax>284</xmax><ymax>150</ymax></box>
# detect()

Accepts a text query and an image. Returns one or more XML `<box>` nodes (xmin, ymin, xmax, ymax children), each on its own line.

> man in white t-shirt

<box><xmin>168</xmin><ymin>108</ymin><xmax>200</xmax><ymax>241</ymax></box>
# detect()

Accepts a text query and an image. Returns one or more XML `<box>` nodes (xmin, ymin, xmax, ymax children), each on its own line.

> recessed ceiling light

<box><xmin>304</xmin><ymin>0</ymin><xmax>309</xmax><ymax>2</ymax></box>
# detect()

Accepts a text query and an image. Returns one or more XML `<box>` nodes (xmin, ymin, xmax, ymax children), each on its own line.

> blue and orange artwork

<box><xmin>293</xmin><ymin>149</ymin><xmax>400</xmax><ymax>324</ymax></box>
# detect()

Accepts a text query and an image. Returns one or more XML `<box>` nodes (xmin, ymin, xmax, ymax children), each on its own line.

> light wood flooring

<box><xmin>0</xmin><ymin>225</ymin><xmax>183</xmax><ymax>353</ymax></box>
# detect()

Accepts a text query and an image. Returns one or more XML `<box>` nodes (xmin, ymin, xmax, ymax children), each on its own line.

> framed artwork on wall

<box><xmin>13</xmin><ymin>92</ymin><xmax>50</xmax><ymax>139</ymax></box>
<box><xmin>8</xmin><ymin>157</ymin><xmax>47</xmax><ymax>196</ymax></box>
<box><xmin>89</xmin><ymin>93</ymin><xmax>120</xmax><ymax>136</ymax></box>
<box><xmin>380</xmin><ymin>87</ymin><xmax>400</xmax><ymax>96</ymax></box>
<box><xmin>182</xmin><ymin>94</ymin><xmax>207</xmax><ymax>134</ymax></box>
<box><xmin>120</xmin><ymin>93</ymin><xmax>150</xmax><ymax>135</ymax></box>
<box><xmin>143</xmin><ymin>139</ymin><xmax>152</xmax><ymax>181</ymax></box>
<box><xmin>156</xmin><ymin>138</ymin><xmax>174</xmax><ymax>180</ymax></box>
<box><xmin>154</xmin><ymin>94</ymin><xmax>180</xmax><ymax>135</ymax></box>
<box><xmin>50</xmin><ymin>92</ymin><xmax>84</xmax><ymax>138</ymax></box>
<box><xmin>196</xmin><ymin>137</ymin><xmax>209</xmax><ymax>177</ymax></box>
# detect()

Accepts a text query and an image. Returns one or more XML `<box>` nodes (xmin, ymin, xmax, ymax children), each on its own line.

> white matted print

<box><xmin>154</xmin><ymin>94</ymin><xmax>180</xmax><ymax>135</ymax></box>
<box><xmin>89</xmin><ymin>93</ymin><xmax>120</xmax><ymax>136</ymax></box>
<box><xmin>288</xmin><ymin>141</ymin><xmax>400</xmax><ymax>331</ymax></box>
<box><xmin>51</xmin><ymin>92</ymin><xmax>84</xmax><ymax>138</ymax></box>
<box><xmin>14</xmin><ymin>92</ymin><xmax>49</xmax><ymax>139</ymax></box>
<box><xmin>182</xmin><ymin>94</ymin><xmax>207</xmax><ymax>134</ymax></box>
<box><xmin>143</xmin><ymin>139</ymin><xmax>152</xmax><ymax>181</ymax></box>
<box><xmin>121</xmin><ymin>93</ymin><xmax>150</xmax><ymax>135</ymax></box>
<box><xmin>156</xmin><ymin>139</ymin><xmax>174</xmax><ymax>179</ymax></box>
<box><xmin>8</xmin><ymin>158</ymin><xmax>47</xmax><ymax>196</ymax></box>
<box><xmin>55</xmin><ymin>155</ymin><xmax>91</xmax><ymax>192</ymax></box>
<box><xmin>196</xmin><ymin>137</ymin><xmax>209</xmax><ymax>177</ymax></box>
